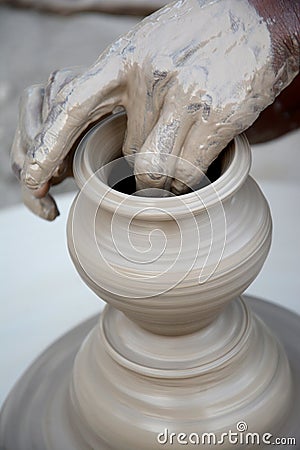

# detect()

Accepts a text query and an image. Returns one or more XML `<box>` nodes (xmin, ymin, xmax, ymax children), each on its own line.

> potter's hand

<box><xmin>12</xmin><ymin>0</ymin><xmax>299</xmax><ymax>220</ymax></box>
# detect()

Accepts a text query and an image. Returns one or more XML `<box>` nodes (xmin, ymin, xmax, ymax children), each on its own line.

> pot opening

<box><xmin>108</xmin><ymin>144</ymin><xmax>231</xmax><ymax>196</ymax></box>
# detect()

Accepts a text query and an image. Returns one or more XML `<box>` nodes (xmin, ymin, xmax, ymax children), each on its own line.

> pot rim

<box><xmin>73</xmin><ymin>113</ymin><xmax>251</xmax><ymax>219</ymax></box>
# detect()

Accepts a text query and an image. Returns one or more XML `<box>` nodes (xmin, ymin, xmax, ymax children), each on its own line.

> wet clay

<box><xmin>66</xmin><ymin>113</ymin><xmax>293</xmax><ymax>449</ymax></box>
<box><xmin>69</xmin><ymin>113</ymin><xmax>270</xmax><ymax>334</ymax></box>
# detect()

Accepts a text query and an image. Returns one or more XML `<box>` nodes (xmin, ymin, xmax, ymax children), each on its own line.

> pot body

<box><xmin>67</xmin><ymin>113</ymin><xmax>271</xmax><ymax>335</ymax></box>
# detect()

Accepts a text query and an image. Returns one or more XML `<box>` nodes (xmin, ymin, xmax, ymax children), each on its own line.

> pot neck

<box><xmin>73</xmin><ymin>113</ymin><xmax>251</xmax><ymax>220</ymax></box>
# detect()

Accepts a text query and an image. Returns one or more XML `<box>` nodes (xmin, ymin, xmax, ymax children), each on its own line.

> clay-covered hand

<box><xmin>11</xmin><ymin>0</ymin><xmax>299</xmax><ymax>219</ymax></box>
<box><xmin>11</xmin><ymin>68</ymin><xmax>84</xmax><ymax>220</ymax></box>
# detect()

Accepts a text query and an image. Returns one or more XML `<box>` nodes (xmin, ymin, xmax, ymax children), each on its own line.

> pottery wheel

<box><xmin>1</xmin><ymin>295</ymin><xmax>300</xmax><ymax>450</ymax></box>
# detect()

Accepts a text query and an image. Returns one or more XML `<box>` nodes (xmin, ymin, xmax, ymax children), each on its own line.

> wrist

<box><xmin>250</xmin><ymin>0</ymin><xmax>299</xmax><ymax>91</ymax></box>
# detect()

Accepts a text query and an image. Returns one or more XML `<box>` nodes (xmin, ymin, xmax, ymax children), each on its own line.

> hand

<box><xmin>11</xmin><ymin>0</ymin><xmax>299</xmax><ymax>220</ymax></box>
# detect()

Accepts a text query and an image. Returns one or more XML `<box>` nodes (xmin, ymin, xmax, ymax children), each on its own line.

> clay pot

<box><xmin>66</xmin><ymin>113</ymin><xmax>293</xmax><ymax>450</ymax></box>
<box><xmin>67</xmin><ymin>112</ymin><xmax>271</xmax><ymax>335</ymax></box>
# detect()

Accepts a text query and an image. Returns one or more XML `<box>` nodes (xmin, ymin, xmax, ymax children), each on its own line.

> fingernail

<box><xmin>171</xmin><ymin>179</ymin><xmax>189</xmax><ymax>195</ymax></box>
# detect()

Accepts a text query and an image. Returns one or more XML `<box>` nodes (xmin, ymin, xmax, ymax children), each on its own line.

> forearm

<box><xmin>249</xmin><ymin>0</ymin><xmax>299</xmax><ymax>93</ymax></box>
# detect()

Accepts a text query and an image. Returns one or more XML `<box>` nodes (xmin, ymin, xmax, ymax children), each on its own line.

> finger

<box><xmin>11</xmin><ymin>85</ymin><xmax>45</xmax><ymax>179</ymax></box>
<box><xmin>170</xmin><ymin>122</ymin><xmax>225</xmax><ymax>194</ymax></box>
<box><xmin>22</xmin><ymin>186</ymin><xmax>59</xmax><ymax>221</ymax></box>
<box><xmin>22</xmin><ymin>52</ymin><xmax>125</xmax><ymax>190</ymax></box>
<box><xmin>11</xmin><ymin>84</ymin><xmax>53</xmax><ymax>201</ymax></box>
<box><xmin>42</xmin><ymin>67</ymin><xmax>84</xmax><ymax>120</ymax></box>
<box><xmin>122</xmin><ymin>106</ymin><xmax>156</xmax><ymax>161</ymax></box>
<box><xmin>12</xmin><ymin>124</ymin><xmax>52</xmax><ymax>202</ymax></box>
<box><xmin>134</xmin><ymin>101</ymin><xmax>194</xmax><ymax>192</ymax></box>
<box><xmin>122</xmin><ymin>70</ymin><xmax>175</xmax><ymax>161</ymax></box>
<box><xmin>19</xmin><ymin>85</ymin><xmax>44</xmax><ymax>148</ymax></box>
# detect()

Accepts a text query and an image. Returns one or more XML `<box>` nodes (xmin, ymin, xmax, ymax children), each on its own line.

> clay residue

<box><xmin>14</xmin><ymin>0</ymin><xmax>299</xmax><ymax>219</ymax></box>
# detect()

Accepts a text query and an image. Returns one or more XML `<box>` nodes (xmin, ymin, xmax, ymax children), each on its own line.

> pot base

<box><xmin>1</xmin><ymin>296</ymin><xmax>300</xmax><ymax>450</ymax></box>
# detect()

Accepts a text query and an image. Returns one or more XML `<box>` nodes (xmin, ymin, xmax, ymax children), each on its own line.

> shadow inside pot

<box><xmin>108</xmin><ymin>145</ymin><xmax>229</xmax><ymax>196</ymax></box>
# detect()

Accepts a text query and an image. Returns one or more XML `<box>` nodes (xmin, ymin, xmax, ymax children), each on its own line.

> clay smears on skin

<box><xmin>130</xmin><ymin>0</ymin><xmax>276</xmax><ymax>191</ymax></box>
<box><xmin>17</xmin><ymin>0</ymin><xmax>298</xmax><ymax>204</ymax></box>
